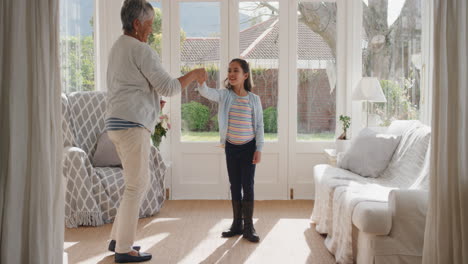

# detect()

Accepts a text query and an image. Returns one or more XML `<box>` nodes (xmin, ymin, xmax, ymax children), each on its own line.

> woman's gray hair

<box><xmin>121</xmin><ymin>0</ymin><xmax>154</xmax><ymax>33</ymax></box>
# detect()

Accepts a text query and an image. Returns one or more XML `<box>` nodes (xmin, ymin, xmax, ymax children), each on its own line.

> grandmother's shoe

<box><xmin>108</xmin><ymin>240</ymin><xmax>141</xmax><ymax>252</ymax></box>
<box><xmin>115</xmin><ymin>251</ymin><xmax>152</xmax><ymax>263</ymax></box>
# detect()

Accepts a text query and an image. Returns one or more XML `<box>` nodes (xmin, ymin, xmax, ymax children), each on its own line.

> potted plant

<box><xmin>336</xmin><ymin>115</ymin><xmax>351</xmax><ymax>153</ymax></box>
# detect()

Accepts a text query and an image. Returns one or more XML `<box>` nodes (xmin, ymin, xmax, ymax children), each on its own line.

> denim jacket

<box><xmin>197</xmin><ymin>83</ymin><xmax>264</xmax><ymax>151</ymax></box>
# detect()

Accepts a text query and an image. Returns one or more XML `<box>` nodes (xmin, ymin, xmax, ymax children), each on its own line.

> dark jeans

<box><xmin>225</xmin><ymin>139</ymin><xmax>256</xmax><ymax>201</ymax></box>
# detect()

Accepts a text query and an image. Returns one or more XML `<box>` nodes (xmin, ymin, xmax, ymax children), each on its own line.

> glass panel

<box><xmin>149</xmin><ymin>2</ymin><xmax>162</xmax><ymax>55</ymax></box>
<box><xmin>296</xmin><ymin>1</ymin><xmax>337</xmax><ymax>141</ymax></box>
<box><xmin>362</xmin><ymin>0</ymin><xmax>422</xmax><ymax>126</ymax></box>
<box><xmin>60</xmin><ymin>0</ymin><xmax>95</xmax><ymax>93</ymax></box>
<box><xmin>180</xmin><ymin>2</ymin><xmax>221</xmax><ymax>142</ymax></box>
<box><xmin>239</xmin><ymin>1</ymin><xmax>280</xmax><ymax>141</ymax></box>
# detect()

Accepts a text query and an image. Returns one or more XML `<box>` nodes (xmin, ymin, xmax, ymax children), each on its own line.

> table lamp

<box><xmin>352</xmin><ymin>77</ymin><xmax>387</xmax><ymax>127</ymax></box>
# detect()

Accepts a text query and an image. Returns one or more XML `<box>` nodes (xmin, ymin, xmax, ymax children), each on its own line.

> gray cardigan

<box><xmin>106</xmin><ymin>35</ymin><xmax>181</xmax><ymax>133</ymax></box>
<box><xmin>197</xmin><ymin>83</ymin><xmax>265</xmax><ymax>151</ymax></box>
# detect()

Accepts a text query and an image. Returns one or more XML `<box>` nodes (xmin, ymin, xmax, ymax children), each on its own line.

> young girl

<box><xmin>198</xmin><ymin>58</ymin><xmax>264</xmax><ymax>243</ymax></box>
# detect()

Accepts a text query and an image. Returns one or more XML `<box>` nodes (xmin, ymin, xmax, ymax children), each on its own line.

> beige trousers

<box><xmin>108</xmin><ymin>127</ymin><xmax>151</xmax><ymax>253</ymax></box>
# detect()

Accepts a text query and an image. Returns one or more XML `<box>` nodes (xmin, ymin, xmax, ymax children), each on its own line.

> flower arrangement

<box><xmin>152</xmin><ymin>114</ymin><xmax>171</xmax><ymax>148</ymax></box>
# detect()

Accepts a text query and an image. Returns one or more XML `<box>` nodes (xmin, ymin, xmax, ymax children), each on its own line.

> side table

<box><xmin>324</xmin><ymin>148</ymin><xmax>337</xmax><ymax>167</ymax></box>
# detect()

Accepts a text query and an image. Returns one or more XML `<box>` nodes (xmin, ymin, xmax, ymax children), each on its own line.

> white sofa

<box><xmin>312</xmin><ymin>120</ymin><xmax>431</xmax><ymax>264</ymax></box>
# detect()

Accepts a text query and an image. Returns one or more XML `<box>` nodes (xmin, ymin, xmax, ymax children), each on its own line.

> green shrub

<box><xmin>375</xmin><ymin>79</ymin><xmax>419</xmax><ymax>126</ymax></box>
<box><xmin>181</xmin><ymin>101</ymin><xmax>211</xmax><ymax>131</ymax></box>
<box><xmin>263</xmin><ymin>107</ymin><xmax>277</xmax><ymax>133</ymax></box>
<box><xmin>210</xmin><ymin>115</ymin><xmax>219</xmax><ymax>131</ymax></box>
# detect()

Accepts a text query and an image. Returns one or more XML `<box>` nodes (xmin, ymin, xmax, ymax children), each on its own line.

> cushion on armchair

<box><xmin>92</xmin><ymin>132</ymin><xmax>122</xmax><ymax>167</ymax></box>
<box><xmin>337</xmin><ymin>128</ymin><xmax>401</xmax><ymax>178</ymax></box>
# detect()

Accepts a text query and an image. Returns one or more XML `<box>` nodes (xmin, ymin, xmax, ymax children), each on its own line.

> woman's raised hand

<box><xmin>178</xmin><ymin>68</ymin><xmax>207</xmax><ymax>89</ymax></box>
<box><xmin>195</xmin><ymin>68</ymin><xmax>207</xmax><ymax>85</ymax></box>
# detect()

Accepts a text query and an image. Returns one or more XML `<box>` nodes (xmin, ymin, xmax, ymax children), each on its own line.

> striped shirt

<box><xmin>105</xmin><ymin>117</ymin><xmax>144</xmax><ymax>131</ymax></box>
<box><xmin>226</xmin><ymin>96</ymin><xmax>255</xmax><ymax>145</ymax></box>
<box><xmin>197</xmin><ymin>83</ymin><xmax>264</xmax><ymax>151</ymax></box>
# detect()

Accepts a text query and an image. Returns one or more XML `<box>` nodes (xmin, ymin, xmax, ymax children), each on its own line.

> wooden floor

<box><xmin>65</xmin><ymin>200</ymin><xmax>335</xmax><ymax>264</ymax></box>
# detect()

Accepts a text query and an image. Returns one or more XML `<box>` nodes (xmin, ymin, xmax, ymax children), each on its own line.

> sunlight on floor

<box><xmin>64</xmin><ymin>242</ymin><xmax>79</xmax><ymax>250</ymax></box>
<box><xmin>76</xmin><ymin>251</ymin><xmax>112</xmax><ymax>264</ymax></box>
<box><xmin>143</xmin><ymin>217</ymin><xmax>181</xmax><ymax>228</ymax></box>
<box><xmin>178</xmin><ymin>218</ymin><xmax>245</xmax><ymax>264</ymax></box>
<box><xmin>175</xmin><ymin>218</ymin><xmax>318</xmax><ymax>264</ymax></box>
<box><xmin>135</xmin><ymin>233</ymin><xmax>170</xmax><ymax>252</ymax></box>
<box><xmin>244</xmin><ymin>218</ymin><xmax>311</xmax><ymax>263</ymax></box>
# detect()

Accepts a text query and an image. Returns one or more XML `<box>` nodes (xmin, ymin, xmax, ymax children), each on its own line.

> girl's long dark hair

<box><xmin>224</xmin><ymin>58</ymin><xmax>254</xmax><ymax>92</ymax></box>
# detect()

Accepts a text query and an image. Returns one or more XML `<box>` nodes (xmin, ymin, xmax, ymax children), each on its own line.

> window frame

<box><xmin>93</xmin><ymin>0</ymin><xmax>432</xmax><ymax>137</ymax></box>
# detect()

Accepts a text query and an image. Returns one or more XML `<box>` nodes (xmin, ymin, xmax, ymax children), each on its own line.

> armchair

<box><xmin>61</xmin><ymin>92</ymin><xmax>166</xmax><ymax>228</ymax></box>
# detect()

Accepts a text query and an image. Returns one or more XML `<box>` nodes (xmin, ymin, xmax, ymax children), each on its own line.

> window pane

<box><xmin>239</xmin><ymin>1</ymin><xmax>279</xmax><ymax>141</ymax></box>
<box><xmin>296</xmin><ymin>1</ymin><xmax>337</xmax><ymax>141</ymax></box>
<box><xmin>149</xmin><ymin>2</ymin><xmax>162</xmax><ymax>55</ymax></box>
<box><xmin>362</xmin><ymin>0</ymin><xmax>421</xmax><ymax>126</ymax></box>
<box><xmin>60</xmin><ymin>0</ymin><xmax>95</xmax><ymax>93</ymax></box>
<box><xmin>180</xmin><ymin>2</ymin><xmax>221</xmax><ymax>142</ymax></box>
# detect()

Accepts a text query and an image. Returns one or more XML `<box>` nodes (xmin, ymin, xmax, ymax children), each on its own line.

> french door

<box><xmin>165</xmin><ymin>0</ymin><xmax>339</xmax><ymax>199</ymax></box>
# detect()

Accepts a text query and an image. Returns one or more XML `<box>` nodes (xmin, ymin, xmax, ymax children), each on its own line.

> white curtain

<box><xmin>423</xmin><ymin>0</ymin><xmax>468</xmax><ymax>263</ymax></box>
<box><xmin>420</xmin><ymin>0</ymin><xmax>434</xmax><ymax>126</ymax></box>
<box><xmin>0</xmin><ymin>0</ymin><xmax>64</xmax><ymax>263</ymax></box>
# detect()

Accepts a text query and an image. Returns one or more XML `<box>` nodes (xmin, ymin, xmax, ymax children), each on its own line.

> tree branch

<box><xmin>258</xmin><ymin>2</ymin><xmax>278</xmax><ymax>14</ymax></box>
<box><xmin>298</xmin><ymin>2</ymin><xmax>337</xmax><ymax>57</ymax></box>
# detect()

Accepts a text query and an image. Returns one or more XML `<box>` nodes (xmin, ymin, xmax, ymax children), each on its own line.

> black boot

<box><xmin>242</xmin><ymin>201</ymin><xmax>260</xmax><ymax>243</ymax></box>
<box><xmin>221</xmin><ymin>200</ymin><xmax>243</xmax><ymax>237</ymax></box>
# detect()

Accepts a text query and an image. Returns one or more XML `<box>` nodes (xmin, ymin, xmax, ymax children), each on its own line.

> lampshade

<box><xmin>352</xmin><ymin>77</ymin><xmax>387</xmax><ymax>102</ymax></box>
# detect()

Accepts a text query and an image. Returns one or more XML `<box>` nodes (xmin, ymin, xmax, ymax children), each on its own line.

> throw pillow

<box><xmin>92</xmin><ymin>131</ymin><xmax>122</xmax><ymax>167</ymax></box>
<box><xmin>337</xmin><ymin>128</ymin><xmax>401</xmax><ymax>178</ymax></box>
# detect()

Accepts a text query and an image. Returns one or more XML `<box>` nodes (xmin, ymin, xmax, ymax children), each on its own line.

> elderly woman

<box><xmin>105</xmin><ymin>0</ymin><xmax>205</xmax><ymax>262</ymax></box>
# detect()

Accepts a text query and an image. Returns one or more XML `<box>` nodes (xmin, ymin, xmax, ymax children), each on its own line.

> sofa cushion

<box><xmin>92</xmin><ymin>132</ymin><xmax>122</xmax><ymax>167</ymax></box>
<box><xmin>352</xmin><ymin>201</ymin><xmax>392</xmax><ymax>235</ymax></box>
<box><xmin>337</xmin><ymin>128</ymin><xmax>401</xmax><ymax>178</ymax></box>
